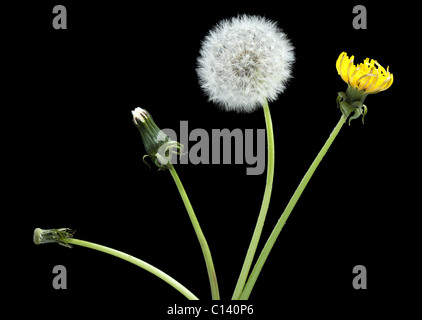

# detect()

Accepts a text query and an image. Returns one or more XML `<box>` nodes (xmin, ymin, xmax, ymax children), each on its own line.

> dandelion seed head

<box><xmin>197</xmin><ymin>15</ymin><xmax>295</xmax><ymax>113</ymax></box>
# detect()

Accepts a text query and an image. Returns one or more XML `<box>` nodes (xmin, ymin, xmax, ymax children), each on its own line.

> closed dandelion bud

<box><xmin>132</xmin><ymin>107</ymin><xmax>182</xmax><ymax>170</ymax></box>
<box><xmin>336</xmin><ymin>52</ymin><xmax>393</xmax><ymax>124</ymax></box>
<box><xmin>33</xmin><ymin>228</ymin><xmax>75</xmax><ymax>248</ymax></box>
<box><xmin>197</xmin><ymin>15</ymin><xmax>295</xmax><ymax>113</ymax></box>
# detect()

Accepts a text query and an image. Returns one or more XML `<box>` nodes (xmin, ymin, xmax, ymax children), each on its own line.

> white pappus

<box><xmin>197</xmin><ymin>15</ymin><xmax>295</xmax><ymax>113</ymax></box>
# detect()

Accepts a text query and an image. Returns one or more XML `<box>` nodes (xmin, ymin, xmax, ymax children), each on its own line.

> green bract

<box><xmin>337</xmin><ymin>85</ymin><xmax>368</xmax><ymax>125</ymax></box>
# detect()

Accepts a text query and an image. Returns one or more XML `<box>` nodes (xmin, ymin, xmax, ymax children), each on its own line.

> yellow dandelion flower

<box><xmin>336</xmin><ymin>52</ymin><xmax>393</xmax><ymax>124</ymax></box>
<box><xmin>336</xmin><ymin>52</ymin><xmax>393</xmax><ymax>94</ymax></box>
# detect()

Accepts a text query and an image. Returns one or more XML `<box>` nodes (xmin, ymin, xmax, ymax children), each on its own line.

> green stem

<box><xmin>64</xmin><ymin>238</ymin><xmax>199</xmax><ymax>300</ymax></box>
<box><xmin>240</xmin><ymin>114</ymin><xmax>347</xmax><ymax>300</ymax></box>
<box><xmin>232</xmin><ymin>99</ymin><xmax>275</xmax><ymax>300</ymax></box>
<box><xmin>168</xmin><ymin>164</ymin><xmax>220</xmax><ymax>300</ymax></box>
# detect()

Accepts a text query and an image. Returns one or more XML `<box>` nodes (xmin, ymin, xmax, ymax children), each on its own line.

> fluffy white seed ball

<box><xmin>197</xmin><ymin>15</ymin><xmax>295</xmax><ymax>113</ymax></box>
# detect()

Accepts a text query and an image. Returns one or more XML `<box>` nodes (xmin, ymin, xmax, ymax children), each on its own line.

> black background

<box><xmin>8</xmin><ymin>0</ymin><xmax>418</xmax><ymax>318</ymax></box>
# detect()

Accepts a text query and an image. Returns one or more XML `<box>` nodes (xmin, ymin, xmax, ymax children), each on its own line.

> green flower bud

<box><xmin>33</xmin><ymin>228</ymin><xmax>75</xmax><ymax>248</ymax></box>
<box><xmin>132</xmin><ymin>108</ymin><xmax>182</xmax><ymax>170</ymax></box>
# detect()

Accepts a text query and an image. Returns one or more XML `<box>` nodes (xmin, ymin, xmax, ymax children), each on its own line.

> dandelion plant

<box><xmin>33</xmin><ymin>15</ymin><xmax>393</xmax><ymax>302</ymax></box>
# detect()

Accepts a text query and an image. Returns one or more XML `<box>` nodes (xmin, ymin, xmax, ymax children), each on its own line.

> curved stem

<box><xmin>168</xmin><ymin>164</ymin><xmax>220</xmax><ymax>300</ymax></box>
<box><xmin>64</xmin><ymin>238</ymin><xmax>199</xmax><ymax>300</ymax></box>
<box><xmin>232</xmin><ymin>99</ymin><xmax>275</xmax><ymax>300</ymax></box>
<box><xmin>240</xmin><ymin>115</ymin><xmax>347</xmax><ymax>300</ymax></box>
